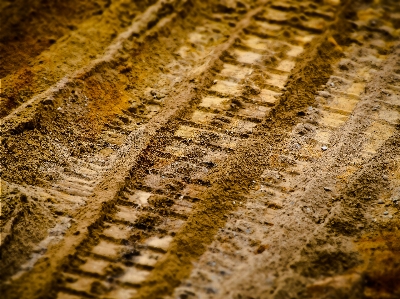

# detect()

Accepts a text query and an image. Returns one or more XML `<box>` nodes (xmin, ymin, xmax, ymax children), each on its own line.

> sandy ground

<box><xmin>1</xmin><ymin>0</ymin><xmax>399</xmax><ymax>298</ymax></box>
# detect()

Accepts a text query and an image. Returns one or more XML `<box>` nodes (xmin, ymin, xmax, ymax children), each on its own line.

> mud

<box><xmin>1</xmin><ymin>0</ymin><xmax>400</xmax><ymax>298</ymax></box>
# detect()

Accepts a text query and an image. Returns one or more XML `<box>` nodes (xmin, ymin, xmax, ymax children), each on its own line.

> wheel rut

<box><xmin>1</xmin><ymin>0</ymin><xmax>400</xmax><ymax>299</ymax></box>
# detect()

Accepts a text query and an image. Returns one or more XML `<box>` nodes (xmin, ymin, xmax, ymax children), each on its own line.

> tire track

<box><xmin>43</xmin><ymin>1</ymin><xmax>344</xmax><ymax>298</ymax></box>
<box><xmin>1</xmin><ymin>1</ymin><xmax>268</xmax><ymax>298</ymax></box>
<box><xmin>2</xmin><ymin>1</ymin><xmax>399</xmax><ymax>299</ymax></box>
<box><xmin>170</xmin><ymin>4</ymin><xmax>400</xmax><ymax>297</ymax></box>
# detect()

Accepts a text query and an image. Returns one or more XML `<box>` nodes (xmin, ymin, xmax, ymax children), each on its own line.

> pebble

<box><xmin>206</xmin><ymin>287</ymin><xmax>217</xmax><ymax>294</ymax></box>
<box><xmin>383</xmin><ymin>211</ymin><xmax>389</xmax><ymax>215</ymax></box>
<box><xmin>324</xmin><ymin>187</ymin><xmax>332</xmax><ymax>191</ymax></box>
<box><xmin>318</xmin><ymin>91</ymin><xmax>331</xmax><ymax>98</ymax></box>
<box><xmin>57</xmin><ymin>107</ymin><xmax>62</xmax><ymax>111</ymax></box>
<box><xmin>378</xmin><ymin>199</ymin><xmax>384</xmax><ymax>204</ymax></box>
<box><xmin>213</xmin><ymin>80</ymin><xmax>218</xmax><ymax>84</ymax></box>
<box><xmin>321</xmin><ymin>145</ymin><xmax>328</xmax><ymax>151</ymax></box>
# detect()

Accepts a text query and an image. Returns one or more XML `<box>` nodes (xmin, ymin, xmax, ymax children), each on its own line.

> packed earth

<box><xmin>1</xmin><ymin>0</ymin><xmax>400</xmax><ymax>298</ymax></box>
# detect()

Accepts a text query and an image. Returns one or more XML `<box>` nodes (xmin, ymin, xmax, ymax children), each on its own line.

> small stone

<box><xmin>256</xmin><ymin>245</ymin><xmax>267</xmax><ymax>254</ymax></box>
<box><xmin>378</xmin><ymin>199</ymin><xmax>384</xmax><ymax>204</ymax></box>
<box><xmin>383</xmin><ymin>211</ymin><xmax>389</xmax><ymax>215</ymax></box>
<box><xmin>206</xmin><ymin>287</ymin><xmax>217</xmax><ymax>294</ymax></box>
<box><xmin>324</xmin><ymin>187</ymin><xmax>332</xmax><ymax>191</ymax></box>
<box><xmin>321</xmin><ymin>145</ymin><xmax>328</xmax><ymax>151</ymax></box>
<box><xmin>213</xmin><ymin>80</ymin><xmax>218</xmax><ymax>84</ymax></box>
<box><xmin>57</xmin><ymin>107</ymin><xmax>62</xmax><ymax>111</ymax></box>
<box><xmin>318</xmin><ymin>91</ymin><xmax>331</xmax><ymax>98</ymax></box>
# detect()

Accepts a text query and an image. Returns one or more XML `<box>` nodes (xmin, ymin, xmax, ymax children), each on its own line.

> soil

<box><xmin>1</xmin><ymin>0</ymin><xmax>399</xmax><ymax>298</ymax></box>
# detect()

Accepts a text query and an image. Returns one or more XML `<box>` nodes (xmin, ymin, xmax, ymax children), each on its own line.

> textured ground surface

<box><xmin>1</xmin><ymin>0</ymin><xmax>400</xmax><ymax>298</ymax></box>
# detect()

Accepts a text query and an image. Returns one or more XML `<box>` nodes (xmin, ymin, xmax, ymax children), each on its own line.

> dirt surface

<box><xmin>1</xmin><ymin>0</ymin><xmax>400</xmax><ymax>298</ymax></box>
